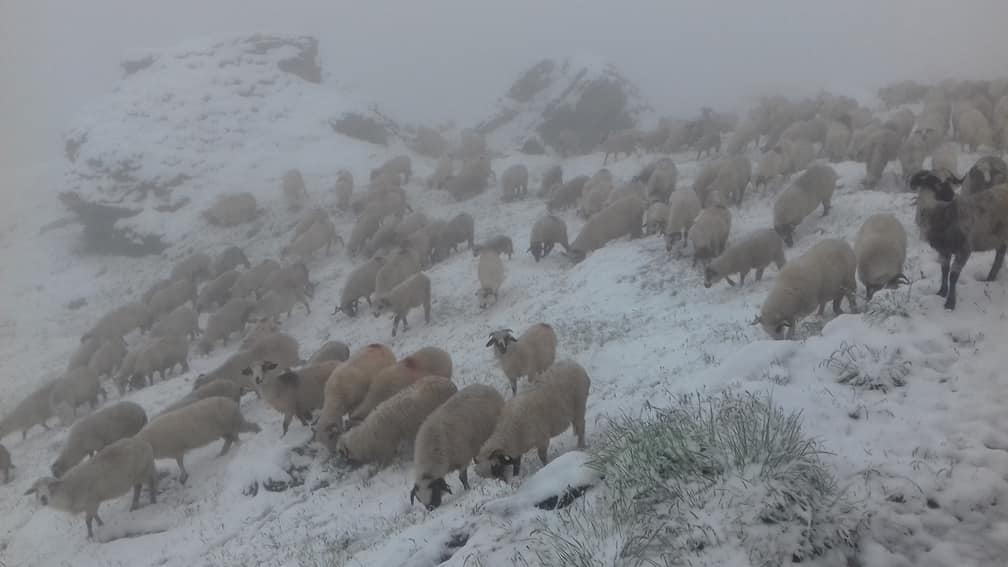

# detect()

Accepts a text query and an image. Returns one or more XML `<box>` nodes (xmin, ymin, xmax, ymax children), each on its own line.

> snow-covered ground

<box><xmin>2</xmin><ymin>37</ymin><xmax>1008</xmax><ymax>567</ymax></box>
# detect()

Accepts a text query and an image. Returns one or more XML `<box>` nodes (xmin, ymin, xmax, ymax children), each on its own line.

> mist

<box><xmin>3</xmin><ymin>0</ymin><xmax>1008</xmax><ymax>173</ymax></box>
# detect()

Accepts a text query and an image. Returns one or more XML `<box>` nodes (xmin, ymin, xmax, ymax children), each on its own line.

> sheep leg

<box><xmin>458</xmin><ymin>467</ymin><xmax>470</xmax><ymax>490</ymax></box>
<box><xmin>512</xmin><ymin>455</ymin><xmax>522</xmax><ymax>477</ymax></box>
<box><xmin>219</xmin><ymin>436</ymin><xmax>235</xmax><ymax>456</ymax></box>
<box><xmin>574</xmin><ymin>414</ymin><xmax>587</xmax><ymax>449</ymax></box>
<box><xmin>301</xmin><ymin>297</ymin><xmax>311</xmax><ymax>315</ymax></box>
<box><xmin>937</xmin><ymin>255</ymin><xmax>951</xmax><ymax>297</ymax></box>
<box><xmin>946</xmin><ymin>252</ymin><xmax>970</xmax><ymax>310</ymax></box>
<box><xmin>986</xmin><ymin>245</ymin><xmax>1006</xmax><ymax>281</ymax></box>
<box><xmin>130</xmin><ymin>484</ymin><xmax>142</xmax><ymax>510</ymax></box>
<box><xmin>176</xmin><ymin>458</ymin><xmax>189</xmax><ymax>484</ymax></box>
<box><xmin>739</xmin><ymin>270</ymin><xmax>748</xmax><ymax>286</ymax></box>
<box><xmin>537</xmin><ymin>443</ymin><xmax>550</xmax><ymax>466</ymax></box>
<box><xmin>755</xmin><ymin>267</ymin><xmax>765</xmax><ymax>281</ymax></box>
<box><xmin>85</xmin><ymin>515</ymin><xmax>97</xmax><ymax>539</ymax></box>
<box><xmin>817</xmin><ymin>302</ymin><xmax>826</xmax><ymax>316</ymax></box>
<box><xmin>821</xmin><ymin>200</ymin><xmax>831</xmax><ymax>216</ymax></box>
<box><xmin>832</xmin><ymin>297</ymin><xmax>843</xmax><ymax>315</ymax></box>
<box><xmin>282</xmin><ymin>414</ymin><xmax>292</xmax><ymax>436</ymax></box>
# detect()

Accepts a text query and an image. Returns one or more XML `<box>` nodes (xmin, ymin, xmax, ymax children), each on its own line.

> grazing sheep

<box><xmin>0</xmin><ymin>444</ymin><xmax>11</xmax><ymax>483</ymax></box>
<box><xmin>309</xmin><ymin>341</ymin><xmax>351</xmax><ymax>364</ymax></box>
<box><xmin>473</xmin><ymin>235</ymin><xmax>514</xmax><ymax>259</ymax></box>
<box><xmin>50</xmin><ymin>366</ymin><xmax>102</xmax><ymax>419</ymax></box>
<box><xmin>374</xmin><ymin>248</ymin><xmax>422</xmax><ymax>295</ymax></box>
<box><xmin>87</xmin><ymin>338</ymin><xmax>127</xmax><ymax>381</ymax></box>
<box><xmin>704</xmin><ymin>228</ymin><xmax>786</xmax><ymax>288</ymax></box>
<box><xmin>528</xmin><ymin>214</ymin><xmax>570</xmax><ymax>262</ymax></box>
<box><xmin>601</xmin><ymin>130</ymin><xmax>638</xmax><ymax>164</ymax></box>
<box><xmin>334</xmin><ymin>170</ymin><xmax>354</xmax><ymax>210</ymax></box>
<box><xmin>148</xmin><ymin>278</ymin><xmax>197</xmax><ymax>319</ymax></box>
<box><xmin>199</xmin><ymin>298</ymin><xmax>256</xmax><ymax>354</ymax></box>
<box><xmin>283</xmin><ymin>217</ymin><xmax>340</xmax><ymax>261</ymax></box>
<box><xmin>254</xmin><ymin>289</ymin><xmax>310</xmax><ymax>321</ymax></box>
<box><xmin>371</xmin><ymin>155</ymin><xmax>412</xmax><ymax>184</ymax></box>
<box><xmin>349</xmin><ymin>346</ymin><xmax>454</xmax><ymax>425</ymax></box>
<box><xmin>394</xmin><ymin>211</ymin><xmax>429</xmax><ymax>240</ymax></box>
<box><xmin>402</xmin><ymin>226</ymin><xmax>435</xmax><ymax>268</ymax></box>
<box><xmin>645</xmin><ymin>158</ymin><xmax>678</xmax><ymax>203</ymax></box>
<box><xmin>427</xmin><ymin>156</ymin><xmax>454</xmax><ymax>190</ymax></box>
<box><xmin>196</xmin><ymin>270</ymin><xmax>240</xmax><ymax>313</ymax></box>
<box><xmin>347</xmin><ymin>212</ymin><xmax>382</xmax><ymax>258</ymax></box>
<box><xmin>193</xmin><ymin>332</ymin><xmax>300</xmax><ymax>391</ymax></box>
<box><xmin>899</xmin><ymin>130</ymin><xmax>929</xmax><ymax>180</ymax></box>
<box><xmin>578</xmin><ymin>171</ymin><xmax>614</xmax><ymax>219</ymax></box>
<box><xmin>759</xmin><ymin>238</ymin><xmax>857</xmax><ymax>339</ymax></box>
<box><xmin>485</xmin><ymin>324</ymin><xmax>557</xmax><ymax>396</ymax></box>
<box><xmin>411</xmin><ymin>384</ymin><xmax>506</xmax><ymax>509</ymax></box>
<box><xmin>262</xmin><ymin>262</ymin><xmax>313</xmax><ymax>299</ymax></box>
<box><xmin>772</xmin><ymin>164</ymin><xmax>838</xmax><ymax>246</ymax></box>
<box><xmin>84</xmin><ymin>303</ymin><xmax>152</xmax><ymax>343</ymax></box>
<box><xmin>644</xmin><ymin>202</ymin><xmax>671</xmax><ymax>235</ymax></box>
<box><xmin>692</xmin><ymin>160</ymin><xmax>722</xmax><ymax>204</ymax></box>
<box><xmin>665</xmin><ymin>189</ymin><xmax>703</xmax><ymax>252</ymax></box>
<box><xmin>547</xmin><ymin>175</ymin><xmax>589</xmax><ymax>212</ymax></box>
<box><xmin>158</xmin><ymin>380</ymin><xmax>243</xmax><ymax>417</ymax></box>
<box><xmin>909</xmin><ymin>170</ymin><xmax>1008</xmax><ymax>310</ymax></box>
<box><xmin>170</xmin><ymin>253</ymin><xmax>212</xmax><ymax>283</ymax></box>
<box><xmin>362</xmin><ymin>221</ymin><xmax>403</xmax><ymax>258</ymax></box>
<box><xmin>961</xmin><ymin>155</ymin><xmax>1008</xmax><ymax>194</ymax></box>
<box><xmin>855</xmin><ymin>214</ymin><xmax>909</xmax><ymax>300</ymax></box>
<box><xmin>211</xmin><ymin>246</ymin><xmax>250</xmax><ymax>276</ymax></box>
<box><xmin>824</xmin><ymin>117</ymin><xmax>853</xmax><ymax>162</ymax></box>
<box><xmin>476</xmin><ymin>249</ymin><xmax>506</xmax><ymax>309</ymax></box>
<box><xmin>336</xmin><ymin>257</ymin><xmax>385</xmax><ymax>316</ymax></box>
<box><xmin>539</xmin><ymin>165</ymin><xmax>563</xmax><ymax>198</ymax></box>
<box><xmin>695</xmin><ymin>130</ymin><xmax>721</xmax><ymax>159</ymax></box>
<box><xmin>690</xmin><ymin>205</ymin><xmax>732</xmax><ymax>268</ymax></box>
<box><xmin>239</xmin><ymin>318</ymin><xmax>283</xmax><ymax>350</ymax></box>
<box><xmin>204</xmin><ymin>192</ymin><xmax>258</xmax><ymax>227</ymax></box>
<box><xmin>568</xmin><ymin>196</ymin><xmax>647</xmax><ymax>263</ymax></box>
<box><xmin>474</xmin><ymin>360</ymin><xmax>590</xmax><ymax>480</ymax></box>
<box><xmin>754</xmin><ymin>147</ymin><xmax>787</xmax><ymax>190</ymax></box>
<box><xmin>150</xmin><ymin>305</ymin><xmax>200</xmax><ymax>340</ymax></box>
<box><xmin>51</xmin><ymin>402</ymin><xmax>148</xmax><ymax>478</ymax></box>
<box><xmin>862</xmin><ymin>127</ymin><xmax>901</xmax><ymax>188</ymax></box>
<box><xmin>780</xmin><ymin>117</ymin><xmax>829</xmax><ymax>146</ymax></box>
<box><xmin>26</xmin><ymin>437</ymin><xmax>158</xmax><ymax>539</ymax></box>
<box><xmin>0</xmin><ymin>382</ymin><xmax>56</xmax><ymax>441</ymax></box>
<box><xmin>931</xmin><ymin>143</ymin><xmax>959</xmax><ymax>177</ymax></box>
<box><xmin>132</xmin><ymin>334</ymin><xmax>189</xmax><ymax>387</ymax></box>
<box><xmin>957</xmin><ymin>107</ymin><xmax>994</xmax><ymax>152</ymax></box>
<box><xmin>292</xmin><ymin>208</ymin><xmax>330</xmax><ymax>241</ymax></box>
<box><xmin>230</xmin><ymin>259</ymin><xmax>282</xmax><ymax>300</ymax></box>
<box><xmin>137</xmin><ymin>397</ymin><xmax>260</xmax><ymax>484</ymax></box>
<box><xmin>282</xmin><ymin>169</ymin><xmax>310</xmax><ymax>212</ymax></box>
<box><xmin>68</xmin><ymin>336</ymin><xmax>102</xmax><ymax>370</ymax></box>
<box><xmin>250</xmin><ymin>361</ymin><xmax>340</xmax><ymax>435</ymax></box>
<box><xmin>433</xmin><ymin>213</ymin><xmax>475</xmax><ymax>261</ymax></box>
<box><xmin>316</xmin><ymin>343</ymin><xmax>397</xmax><ymax>448</ymax></box>
<box><xmin>884</xmin><ymin>108</ymin><xmax>916</xmax><ymax>141</ymax></box>
<box><xmin>372</xmin><ymin>273</ymin><xmax>432</xmax><ymax>337</ymax></box>
<box><xmin>500</xmin><ymin>164</ymin><xmax>530</xmax><ymax>201</ymax></box>
<box><xmin>336</xmin><ymin>376</ymin><xmax>457</xmax><ymax>465</ymax></box>
<box><xmin>710</xmin><ymin>155</ymin><xmax>752</xmax><ymax>206</ymax></box>
<box><xmin>605</xmin><ymin>180</ymin><xmax>646</xmax><ymax>208</ymax></box>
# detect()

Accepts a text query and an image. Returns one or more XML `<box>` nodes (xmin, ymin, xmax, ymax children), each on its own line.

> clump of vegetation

<box><xmin>821</xmin><ymin>341</ymin><xmax>911</xmax><ymax>392</ymax></box>
<box><xmin>508</xmin><ymin>59</ymin><xmax>556</xmax><ymax>102</ymax></box>
<box><xmin>538</xmin><ymin>78</ymin><xmax>636</xmax><ymax>156</ymax></box>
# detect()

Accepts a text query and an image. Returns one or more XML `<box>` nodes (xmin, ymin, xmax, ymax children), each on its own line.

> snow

<box><xmin>2</xmin><ymin>35</ymin><xmax>1007</xmax><ymax>567</ymax></box>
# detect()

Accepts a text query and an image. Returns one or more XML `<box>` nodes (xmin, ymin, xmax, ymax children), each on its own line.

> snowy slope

<box><xmin>2</xmin><ymin>40</ymin><xmax>1008</xmax><ymax>567</ymax></box>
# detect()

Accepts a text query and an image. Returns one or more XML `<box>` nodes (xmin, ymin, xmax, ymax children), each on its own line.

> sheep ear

<box><xmin>410</xmin><ymin>485</ymin><xmax>418</xmax><ymax>505</ymax></box>
<box><xmin>240</xmin><ymin>368</ymin><xmax>252</xmax><ymax>376</ymax></box>
<box><xmin>485</xmin><ymin>338</ymin><xmax>496</xmax><ymax>347</ymax></box>
<box><xmin>24</xmin><ymin>487</ymin><xmax>35</xmax><ymax>495</ymax></box>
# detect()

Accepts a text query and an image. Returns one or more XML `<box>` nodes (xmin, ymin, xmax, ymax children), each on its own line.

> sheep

<box><xmin>250</xmin><ymin>361</ymin><xmax>340</xmax><ymax>435</ymax></box>
<box><xmin>137</xmin><ymin>397</ymin><xmax>260</xmax><ymax>484</ymax></box>
<box><xmin>442</xmin><ymin>155</ymin><xmax>494</xmax><ymax>200</ymax></box>
<box><xmin>909</xmin><ymin>170</ymin><xmax>1008</xmax><ymax>310</ymax></box>
<box><xmin>539</xmin><ymin>165</ymin><xmax>563</xmax><ymax>197</ymax></box>
<box><xmin>372</xmin><ymin>273</ymin><xmax>432</xmax><ymax>337</ymax></box>
<box><xmin>68</xmin><ymin>336</ymin><xmax>102</xmax><ymax>370</ymax></box>
<box><xmin>855</xmin><ymin>214</ymin><xmax>909</xmax><ymax>300</ymax></box>
<box><xmin>883</xmin><ymin>108</ymin><xmax>916</xmax><ymax>141</ymax></box>
<box><xmin>84</xmin><ymin>302</ymin><xmax>152</xmax><ymax>343</ymax></box>
<box><xmin>473</xmin><ymin>235</ymin><xmax>514</xmax><ymax>260</ymax></box>
<box><xmin>262</xmin><ymin>262</ymin><xmax>313</xmax><ymax>299</ymax></box>
<box><xmin>158</xmin><ymin>380</ymin><xmax>243</xmax><ymax>417</ymax></box>
<box><xmin>528</xmin><ymin>214</ymin><xmax>570</xmax><ymax>262</ymax></box>
<box><xmin>0</xmin><ymin>382</ymin><xmax>57</xmax><ymax>441</ymax></box>
<box><xmin>196</xmin><ymin>270</ymin><xmax>240</xmax><ymax>313</ymax></box>
<box><xmin>690</xmin><ymin>205</ymin><xmax>732</xmax><ymax>268</ymax></box>
<box><xmin>292</xmin><ymin>208</ymin><xmax>330</xmax><ymax>240</ymax></box>
<box><xmin>931</xmin><ymin>143</ymin><xmax>959</xmax><ymax>177</ymax></box>
<box><xmin>150</xmin><ymin>305</ymin><xmax>200</xmax><ymax>340</ymax></box>
<box><xmin>692</xmin><ymin>160</ymin><xmax>722</xmax><ymax>205</ymax></box>
<box><xmin>51</xmin><ymin>402</ymin><xmax>148</xmax><ymax>478</ymax></box>
<box><xmin>645</xmin><ymin>158</ymin><xmax>678</xmax><ymax>203</ymax></box>
<box><xmin>862</xmin><ymin>127</ymin><xmax>901</xmax><ymax>188</ymax></box>
<box><xmin>665</xmin><ymin>188</ymin><xmax>703</xmax><ymax>252</ymax></box>
<box><xmin>824</xmin><ymin>117</ymin><xmax>853</xmax><ymax>163</ymax></box>
<box><xmin>204</xmin><ymin>192</ymin><xmax>258</xmax><ymax>226</ymax></box>
<box><xmin>348</xmin><ymin>347</ymin><xmax>454</xmax><ymax>425</ymax></box>
<box><xmin>316</xmin><ymin>343</ymin><xmax>397</xmax><ymax>448</ymax></box>
<box><xmin>211</xmin><ymin>245</ymin><xmax>250</xmax><ymax>276</ymax></box>
<box><xmin>199</xmin><ymin>297</ymin><xmax>256</xmax><ymax>353</ymax></box>
<box><xmin>485</xmin><ymin>323</ymin><xmax>557</xmax><ymax>396</ymax></box>
<box><xmin>568</xmin><ymin>196</ymin><xmax>647</xmax><ymax>263</ymax></box>
<box><xmin>644</xmin><ymin>202</ymin><xmax>671</xmax><ymax>235</ymax></box>
<box><xmin>474</xmin><ymin>360</ymin><xmax>589</xmax><ymax>480</ymax></box>
<box><xmin>899</xmin><ymin>130</ymin><xmax>929</xmax><ymax>180</ymax></box>
<box><xmin>170</xmin><ymin>253</ymin><xmax>212</xmax><ymax>283</ymax></box>
<box><xmin>601</xmin><ymin>129</ymin><xmax>638</xmax><ymax>164</ymax></box>
<box><xmin>0</xmin><ymin>444</ymin><xmax>11</xmax><ymax>483</ymax></box>
<box><xmin>577</xmin><ymin>171</ymin><xmax>614</xmax><ymax>218</ymax></box>
<box><xmin>411</xmin><ymin>384</ymin><xmax>506</xmax><ymax>509</ymax></box>
<box><xmin>605</xmin><ymin>180</ymin><xmax>646</xmax><ymax>208</ymax></box>
<box><xmin>754</xmin><ymin>147</ymin><xmax>787</xmax><ymax>190</ymax></box>
<box><xmin>283</xmin><ymin>217</ymin><xmax>340</xmax><ymax>261</ymax></box>
<box><xmin>148</xmin><ymin>278</ymin><xmax>197</xmax><ymax>319</ymax></box>
<box><xmin>347</xmin><ymin>212</ymin><xmax>382</xmax><ymax>257</ymax></box>
<box><xmin>192</xmin><ymin>332</ymin><xmax>301</xmax><ymax>391</ymax></box>
<box><xmin>87</xmin><ymin>337</ymin><xmax>127</xmax><ymax>381</ymax></box>
<box><xmin>361</xmin><ymin>183</ymin><xmax>410</xmax><ymax>220</ymax></box>
<box><xmin>704</xmin><ymin>229</ymin><xmax>785</xmax><ymax>288</ymax></box>
<box><xmin>695</xmin><ymin>130</ymin><xmax>721</xmax><ymax>159</ymax></box>
<box><xmin>546</xmin><ymin>175</ymin><xmax>588</xmax><ymax>212</ymax></box>
<box><xmin>477</xmin><ymin>249</ymin><xmax>506</xmax><ymax>309</ymax></box>
<box><xmin>780</xmin><ymin>117</ymin><xmax>829</xmax><ymax>146</ymax></box>
<box><xmin>281</xmin><ymin>169</ymin><xmax>310</xmax><ymax>211</ymax></box>
<box><xmin>50</xmin><ymin>366</ymin><xmax>102</xmax><ymax>420</ymax></box>
<box><xmin>256</xmin><ymin>288</ymin><xmax>310</xmax><ymax>321</ymax></box>
<box><xmin>230</xmin><ymin>259</ymin><xmax>281</xmax><ymax>299</ymax></box>
<box><xmin>957</xmin><ymin>107</ymin><xmax>993</xmax><ymax>152</ymax></box>
<box><xmin>335</xmin><ymin>376</ymin><xmax>457</xmax><ymax>465</ymax></box>
<box><xmin>500</xmin><ymin>164</ymin><xmax>530</xmax><ymax>201</ymax></box>
<box><xmin>710</xmin><ymin>155</ymin><xmax>752</xmax><ymax>206</ymax></box>
<box><xmin>403</xmin><ymin>225</ymin><xmax>435</xmax><ymax>268</ymax></box>
<box><xmin>371</xmin><ymin>155</ymin><xmax>412</xmax><ymax>184</ymax></box>
<box><xmin>26</xmin><ymin>437</ymin><xmax>158</xmax><ymax>539</ymax></box>
<box><xmin>132</xmin><ymin>334</ymin><xmax>190</xmax><ymax>387</ymax></box>
<box><xmin>772</xmin><ymin>164</ymin><xmax>838</xmax><ymax>246</ymax></box>
<box><xmin>758</xmin><ymin>238</ymin><xmax>857</xmax><ymax>339</ymax></box>
<box><xmin>961</xmin><ymin>155</ymin><xmax>1008</xmax><ymax>194</ymax></box>
<box><xmin>427</xmin><ymin>156</ymin><xmax>453</xmax><ymax>190</ymax></box>
<box><xmin>336</xmin><ymin>257</ymin><xmax>385</xmax><ymax>317</ymax></box>
<box><xmin>375</xmin><ymin>248</ymin><xmax>422</xmax><ymax>295</ymax></box>
<box><xmin>394</xmin><ymin>211</ymin><xmax>429</xmax><ymax>240</ymax></box>
<box><xmin>433</xmin><ymin>212</ymin><xmax>475</xmax><ymax>261</ymax></box>
<box><xmin>779</xmin><ymin>138</ymin><xmax>815</xmax><ymax>175</ymax></box>
<box><xmin>309</xmin><ymin>341</ymin><xmax>351</xmax><ymax>364</ymax></box>
<box><xmin>334</xmin><ymin>169</ymin><xmax>354</xmax><ymax>210</ymax></box>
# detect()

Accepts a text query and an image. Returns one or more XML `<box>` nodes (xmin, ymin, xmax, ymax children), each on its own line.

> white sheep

<box><xmin>957</xmin><ymin>107</ymin><xmax>993</xmax><ymax>152</ymax></box>
<box><xmin>196</xmin><ymin>270</ymin><xmax>240</xmax><ymax>313</ymax></box>
<box><xmin>83</xmin><ymin>302</ymin><xmax>152</xmax><ymax>343</ymax></box>
<box><xmin>758</xmin><ymin>238</ymin><xmax>857</xmax><ymax>339</ymax></box>
<box><xmin>136</xmin><ymin>396</ymin><xmax>260</xmax><ymax>484</ymax></box>
<box><xmin>158</xmin><ymin>379</ymin><xmax>243</xmax><ymax>417</ymax></box>
<box><xmin>150</xmin><ymin>305</ymin><xmax>200</xmax><ymax>340</ymax></box>
<box><xmin>704</xmin><ymin>228</ymin><xmax>786</xmax><ymax>288</ymax></box>
<box><xmin>754</xmin><ymin>147</ymin><xmax>786</xmax><ymax>190</ymax></box>
<box><xmin>230</xmin><ymin>259</ymin><xmax>281</xmax><ymax>299</ymax></box>
<box><xmin>283</xmin><ymin>217</ymin><xmax>340</xmax><ymax>261</ymax></box>
<box><xmin>334</xmin><ymin>169</ymin><xmax>354</xmax><ymax>210</ymax></box>
<box><xmin>779</xmin><ymin>138</ymin><xmax>815</xmax><ymax>175</ymax></box>
<box><xmin>861</xmin><ymin>127</ymin><xmax>901</xmax><ymax>188</ymax></box>
<box><xmin>477</xmin><ymin>249</ymin><xmax>506</xmax><ymax>309</ymax></box>
<box><xmin>546</xmin><ymin>175</ymin><xmax>588</xmax><ymax>212</ymax></box>
<box><xmin>474</xmin><ymin>360</ymin><xmax>590</xmax><ymax>480</ymax></box>
<box><xmin>577</xmin><ymin>171</ymin><xmax>614</xmax><ymax>218</ymax></box>
<box><xmin>689</xmin><ymin>205</ymin><xmax>732</xmax><ymax>268</ymax></box>
<box><xmin>203</xmin><ymin>192</ymin><xmax>258</xmax><ymax>227</ymax></box>
<box><xmin>473</xmin><ymin>235</ymin><xmax>514</xmax><ymax>259</ymax></box>
<box><xmin>282</xmin><ymin>169</ymin><xmax>310</xmax><ymax>212</ymax></box>
<box><xmin>427</xmin><ymin>156</ymin><xmax>453</xmax><ymax>190</ymax></box>
<box><xmin>899</xmin><ymin>130</ymin><xmax>929</xmax><ymax>180</ymax></box>
<box><xmin>665</xmin><ymin>188</ymin><xmax>702</xmax><ymax>252</ymax></box>
<box><xmin>855</xmin><ymin>214</ymin><xmax>908</xmax><ymax>300</ymax></box>
<box><xmin>528</xmin><ymin>214</ymin><xmax>569</xmax><ymax>262</ymax></box>
<box><xmin>132</xmin><ymin>334</ymin><xmax>190</xmax><ymax>388</ymax></box>
<box><xmin>692</xmin><ymin>160</ymin><xmax>722</xmax><ymax>204</ymax></box>
<box><xmin>961</xmin><ymin>155</ymin><xmax>1008</xmax><ymax>194</ymax></box>
<box><xmin>645</xmin><ymin>158</ymin><xmax>678</xmax><ymax>202</ymax></box>
<box><xmin>87</xmin><ymin>337</ymin><xmax>127</xmax><ymax>381</ymax></box>
<box><xmin>711</xmin><ymin>155</ymin><xmax>752</xmax><ymax>206</ymax></box>
<box><xmin>362</xmin><ymin>220</ymin><xmax>402</xmax><ymax>258</ymax></box>
<box><xmin>250</xmin><ymin>360</ymin><xmax>340</xmax><ymax>435</ymax></box>
<box><xmin>644</xmin><ymin>201</ymin><xmax>671</xmax><ymax>236</ymax></box>
<box><xmin>568</xmin><ymin>196</ymin><xmax>647</xmax><ymax>263</ymax></box>
<box><xmin>823</xmin><ymin>117</ymin><xmax>852</xmax><ymax>162</ymax></box>
<box><xmin>170</xmin><ymin>253</ymin><xmax>212</xmax><ymax>283</ymax></box>
<box><xmin>68</xmin><ymin>336</ymin><xmax>102</xmax><ymax>370</ymax></box>
<box><xmin>539</xmin><ymin>165</ymin><xmax>563</xmax><ymax>197</ymax></box>
<box><xmin>309</xmin><ymin>341</ymin><xmax>351</xmax><ymax>364</ymax></box>
<box><xmin>772</xmin><ymin>163</ymin><xmax>838</xmax><ymax>246</ymax></box>
<box><xmin>930</xmin><ymin>143</ymin><xmax>958</xmax><ymax>177</ymax></box>
<box><xmin>371</xmin><ymin>155</ymin><xmax>412</xmax><ymax>184</ymax></box>
<box><xmin>50</xmin><ymin>366</ymin><xmax>102</xmax><ymax>420</ymax></box>
<box><xmin>211</xmin><ymin>245</ymin><xmax>250</xmax><ymax>276</ymax></box>
<box><xmin>316</xmin><ymin>343</ymin><xmax>397</xmax><ymax>449</ymax></box>
<box><xmin>51</xmin><ymin>401</ymin><xmax>148</xmax><ymax>478</ymax></box>
<box><xmin>193</xmin><ymin>332</ymin><xmax>300</xmax><ymax>391</ymax></box>
<box><xmin>411</xmin><ymin>384</ymin><xmax>506</xmax><ymax>509</ymax></box>
<box><xmin>148</xmin><ymin>278</ymin><xmax>197</xmax><ymax>319</ymax></box>
<box><xmin>601</xmin><ymin>130</ymin><xmax>639</xmax><ymax>164</ymax></box>
<box><xmin>375</xmin><ymin>248</ymin><xmax>422</xmax><ymax>296</ymax></box>
<box><xmin>432</xmin><ymin>213</ymin><xmax>475</xmax><ymax>261</ymax></box>
<box><xmin>348</xmin><ymin>346</ymin><xmax>453</xmax><ymax>425</ymax></box>
<box><xmin>0</xmin><ymin>382</ymin><xmax>57</xmax><ymax>441</ymax></box>
<box><xmin>199</xmin><ymin>297</ymin><xmax>256</xmax><ymax>353</ymax></box>
<box><xmin>485</xmin><ymin>323</ymin><xmax>557</xmax><ymax>396</ymax></box>
<box><xmin>336</xmin><ymin>257</ymin><xmax>385</xmax><ymax>317</ymax></box>
<box><xmin>336</xmin><ymin>376</ymin><xmax>458</xmax><ymax>465</ymax></box>
<box><xmin>500</xmin><ymin>164</ymin><xmax>530</xmax><ymax>201</ymax></box>
<box><xmin>254</xmin><ymin>289</ymin><xmax>310</xmax><ymax>321</ymax></box>
<box><xmin>347</xmin><ymin>212</ymin><xmax>382</xmax><ymax>257</ymax></box>
<box><xmin>372</xmin><ymin>273</ymin><xmax>432</xmax><ymax>337</ymax></box>
<box><xmin>394</xmin><ymin>211</ymin><xmax>429</xmax><ymax>240</ymax></box>
<box><xmin>26</xmin><ymin>437</ymin><xmax>157</xmax><ymax>539</ymax></box>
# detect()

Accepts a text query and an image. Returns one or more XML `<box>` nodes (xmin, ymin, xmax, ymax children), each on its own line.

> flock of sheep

<box><xmin>4</xmin><ymin>76</ymin><xmax>1008</xmax><ymax>544</ymax></box>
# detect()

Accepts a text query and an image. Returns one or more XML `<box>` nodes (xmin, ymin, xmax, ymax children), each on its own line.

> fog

<box><xmin>3</xmin><ymin>0</ymin><xmax>1007</xmax><ymax>173</ymax></box>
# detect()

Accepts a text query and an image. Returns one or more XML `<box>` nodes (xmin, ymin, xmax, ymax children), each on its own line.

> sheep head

<box><xmin>411</xmin><ymin>475</ymin><xmax>452</xmax><ymax>510</ymax></box>
<box><xmin>485</xmin><ymin>330</ymin><xmax>516</xmax><ymax>354</ymax></box>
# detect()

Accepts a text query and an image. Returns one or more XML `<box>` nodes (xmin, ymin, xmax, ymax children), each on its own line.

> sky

<box><xmin>2</xmin><ymin>0</ymin><xmax>1008</xmax><ymax>175</ymax></box>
